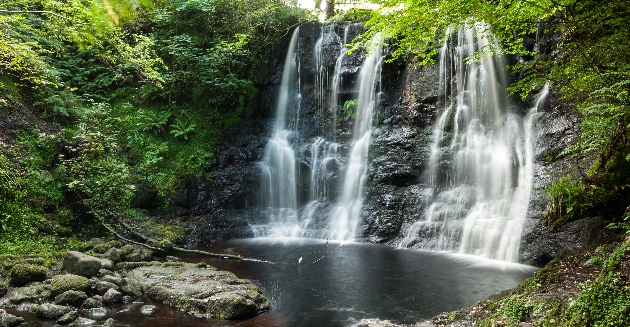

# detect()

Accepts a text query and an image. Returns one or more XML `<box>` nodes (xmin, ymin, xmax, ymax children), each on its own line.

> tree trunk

<box><xmin>325</xmin><ymin>0</ymin><xmax>335</xmax><ymax>19</ymax></box>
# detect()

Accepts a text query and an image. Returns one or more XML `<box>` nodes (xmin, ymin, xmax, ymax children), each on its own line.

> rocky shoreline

<box><xmin>0</xmin><ymin>239</ymin><xmax>268</xmax><ymax>326</ymax></box>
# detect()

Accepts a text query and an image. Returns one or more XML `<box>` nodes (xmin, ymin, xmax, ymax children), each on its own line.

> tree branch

<box><xmin>101</xmin><ymin>221</ymin><xmax>165</xmax><ymax>252</ymax></box>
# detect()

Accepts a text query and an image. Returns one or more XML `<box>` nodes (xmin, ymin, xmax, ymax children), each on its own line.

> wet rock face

<box><xmin>518</xmin><ymin>90</ymin><xmax>586</xmax><ymax>265</ymax></box>
<box><xmin>519</xmin><ymin>217</ymin><xmax>598</xmax><ymax>266</ymax></box>
<box><xmin>359</xmin><ymin>58</ymin><xmax>440</xmax><ymax>242</ymax></box>
<box><xmin>169</xmin><ymin>21</ymin><xmax>581</xmax><ymax>264</ymax></box>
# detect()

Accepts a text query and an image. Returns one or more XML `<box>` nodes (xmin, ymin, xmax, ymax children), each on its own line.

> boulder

<box><xmin>81</xmin><ymin>297</ymin><xmax>102</xmax><ymax>309</ymax></box>
<box><xmin>0</xmin><ymin>312</ymin><xmax>25</xmax><ymax>327</ymax></box>
<box><xmin>8</xmin><ymin>264</ymin><xmax>48</xmax><ymax>286</ymax></box>
<box><xmin>70</xmin><ymin>317</ymin><xmax>97</xmax><ymax>326</ymax></box>
<box><xmin>165</xmin><ymin>256</ymin><xmax>180</xmax><ymax>262</ymax></box>
<box><xmin>119</xmin><ymin>278</ymin><xmax>143</xmax><ymax>297</ymax></box>
<box><xmin>101</xmin><ymin>248</ymin><xmax>121</xmax><ymax>264</ymax></box>
<box><xmin>100</xmin><ymin>259</ymin><xmax>115</xmax><ymax>271</ymax></box>
<box><xmin>0</xmin><ymin>281</ymin><xmax>8</xmax><ymax>297</ymax></box>
<box><xmin>140</xmin><ymin>305</ymin><xmax>158</xmax><ymax>315</ymax></box>
<box><xmin>57</xmin><ymin>310</ymin><xmax>79</xmax><ymax>325</ymax></box>
<box><xmin>128</xmin><ymin>262</ymin><xmax>269</xmax><ymax>319</ymax></box>
<box><xmin>50</xmin><ymin>275</ymin><xmax>90</xmax><ymax>297</ymax></box>
<box><xmin>100</xmin><ymin>275</ymin><xmax>122</xmax><ymax>286</ymax></box>
<box><xmin>83</xmin><ymin>308</ymin><xmax>106</xmax><ymax>319</ymax></box>
<box><xmin>92</xmin><ymin>281</ymin><xmax>119</xmax><ymax>296</ymax></box>
<box><xmin>55</xmin><ymin>290</ymin><xmax>88</xmax><ymax>307</ymax></box>
<box><xmin>91</xmin><ymin>241</ymin><xmax>122</xmax><ymax>255</ymax></box>
<box><xmin>8</xmin><ymin>284</ymin><xmax>50</xmax><ymax>304</ymax></box>
<box><xmin>519</xmin><ymin>217</ymin><xmax>598</xmax><ymax>266</ymax></box>
<box><xmin>115</xmin><ymin>262</ymin><xmax>153</xmax><ymax>271</ymax></box>
<box><xmin>102</xmin><ymin>289</ymin><xmax>122</xmax><ymax>304</ymax></box>
<box><xmin>35</xmin><ymin>303</ymin><xmax>72</xmax><ymax>319</ymax></box>
<box><xmin>122</xmin><ymin>247</ymin><xmax>153</xmax><ymax>262</ymax></box>
<box><xmin>61</xmin><ymin>252</ymin><xmax>101</xmax><ymax>278</ymax></box>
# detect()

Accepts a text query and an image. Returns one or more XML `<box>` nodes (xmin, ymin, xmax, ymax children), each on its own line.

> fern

<box><xmin>169</xmin><ymin>119</ymin><xmax>196</xmax><ymax>141</ymax></box>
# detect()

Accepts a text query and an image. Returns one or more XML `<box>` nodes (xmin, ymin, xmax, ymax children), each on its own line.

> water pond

<box><xmin>12</xmin><ymin>238</ymin><xmax>537</xmax><ymax>327</ymax></box>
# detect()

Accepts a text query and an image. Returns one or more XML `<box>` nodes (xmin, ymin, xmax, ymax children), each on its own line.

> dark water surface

<box><xmin>12</xmin><ymin>239</ymin><xmax>537</xmax><ymax>327</ymax></box>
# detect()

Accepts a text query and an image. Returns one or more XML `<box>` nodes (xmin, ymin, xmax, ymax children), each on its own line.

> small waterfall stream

<box><xmin>256</xmin><ymin>24</ymin><xmax>383</xmax><ymax>241</ymax></box>
<box><xmin>329</xmin><ymin>37</ymin><xmax>383</xmax><ymax>241</ymax></box>
<box><xmin>258</xmin><ymin>27</ymin><xmax>301</xmax><ymax>237</ymax></box>
<box><xmin>398</xmin><ymin>26</ymin><xmax>548</xmax><ymax>262</ymax></box>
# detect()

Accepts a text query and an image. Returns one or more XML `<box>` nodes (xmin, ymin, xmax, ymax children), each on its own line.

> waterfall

<box><xmin>399</xmin><ymin>26</ymin><xmax>548</xmax><ymax>262</ymax></box>
<box><xmin>329</xmin><ymin>36</ymin><xmax>383</xmax><ymax>241</ymax></box>
<box><xmin>258</xmin><ymin>27</ymin><xmax>301</xmax><ymax>238</ymax></box>
<box><xmin>329</xmin><ymin>26</ymin><xmax>350</xmax><ymax>141</ymax></box>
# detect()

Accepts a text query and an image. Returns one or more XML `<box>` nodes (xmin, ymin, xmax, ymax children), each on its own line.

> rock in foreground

<box><xmin>125</xmin><ymin>262</ymin><xmax>269</xmax><ymax>319</ymax></box>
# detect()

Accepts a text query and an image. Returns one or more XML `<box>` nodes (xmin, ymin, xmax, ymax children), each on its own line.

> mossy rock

<box><xmin>92</xmin><ymin>241</ymin><xmax>123</xmax><ymax>254</ymax></box>
<box><xmin>119</xmin><ymin>245</ymin><xmax>135</xmax><ymax>258</ymax></box>
<box><xmin>0</xmin><ymin>281</ymin><xmax>8</xmax><ymax>297</ymax></box>
<box><xmin>0</xmin><ymin>312</ymin><xmax>25</xmax><ymax>327</ymax></box>
<box><xmin>35</xmin><ymin>303</ymin><xmax>72</xmax><ymax>319</ymax></box>
<box><xmin>131</xmin><ymin>262</ymin><xmax>269</xmax><ymax>319</ymax></box>
<box><xmin>8</xmin><ymin>283</ymin><xmax>50</xmax><ymax>304</ymax></box>
<box><xmin>50</xmin><ymin>274</ymin><xmax>90</xmax><ymax>297</ymax></box>
<box><xmin>123</xmin><ymin>247</ymin><xmax>153</xmax><ymax>262</ymax></box>
<box><xmin>9</xmin><ymin>263</ymin><xmax>48</xmax><ymax>286</ymax></box>
<box><xmin>55</xmin><ymin>290</ymin><xmax>88</xmax><ymax>306</ymax></box>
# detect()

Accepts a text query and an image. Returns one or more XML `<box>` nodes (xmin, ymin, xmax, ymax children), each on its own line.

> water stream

<box><xmin>329</xmin><ymin>37</ymin><xmax>383</xmax><ymax>241</ymax></box>
<box><xmin>398</xmin><ymin>26</ymin><xmax>548</xmax><ymax>262</ymax></box>
<box><xmin>256</xmin><ymin>25</ymin><xmax>384</xmax><ymax>242</ymax></box>
<box><xmin>11</xmin><ymin>240</ymin><xmax>535</xmax><ymax>327</ymax></box>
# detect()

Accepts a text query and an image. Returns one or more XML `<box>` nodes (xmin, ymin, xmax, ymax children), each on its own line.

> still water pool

<box><xmin>13</xmin><ymin>238</ymin><xmax>537</xmax><ymax>327</ymax></box>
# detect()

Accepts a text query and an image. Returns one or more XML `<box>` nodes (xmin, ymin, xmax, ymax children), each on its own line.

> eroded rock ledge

<box><xmin>0</xmin><ymin>243</ymin><xmax>269</xmax><ymax>326</ymax></box>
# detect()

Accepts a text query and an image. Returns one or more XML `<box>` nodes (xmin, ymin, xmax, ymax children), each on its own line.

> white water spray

<box><xmin>329</xmin><ymin>35</ymin><xmax>383</xmax><ymax>241</ymax></box>
<box><xmin>258</xmin><ymin>27</ymin><xmax>301</xmax><ymax>237</ymax></box>
<box><xmin>399</xmin><ymin>26</ymin><xmax>548</xmax><ymax>262</ymax></box>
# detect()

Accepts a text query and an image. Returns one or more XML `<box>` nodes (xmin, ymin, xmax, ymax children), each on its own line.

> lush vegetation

<box><xmin>0</xmin><ymin>0</ymin><xmax>311</xmax><ymax>256</ymax></box>
<box><xmin>360</xmin><ymin>0</ymin><xmax>630</xmax><ymax>229</ymax></box>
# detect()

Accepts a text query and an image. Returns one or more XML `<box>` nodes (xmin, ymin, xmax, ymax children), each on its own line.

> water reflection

<box><xmin>11</xmin><ymin>240</ymin><xmax>536</xmax><ymax>327</ymax></box>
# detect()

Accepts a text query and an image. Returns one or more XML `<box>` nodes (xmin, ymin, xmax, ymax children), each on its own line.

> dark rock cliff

<box><xmin>150</xmin><ymin>22</ymin><xmax>591</xmax><ymax>265</ymax></box>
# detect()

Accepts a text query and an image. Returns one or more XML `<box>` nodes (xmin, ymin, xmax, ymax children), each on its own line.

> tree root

<box><xmin>99</xmin><ymin>212</ymin><xmax>241</xmax><ymax>260</ymax></box>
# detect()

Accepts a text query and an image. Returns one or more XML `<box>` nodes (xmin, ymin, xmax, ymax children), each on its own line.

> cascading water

<box><xmin>398</xmin><ymin>26</ymin><xmax>548</xmax><ymax>262</ymax></box>
<box><xmin>258</xmin><ymin>27</ymin><xmax>301</xmax><ymax>238</ymax></box>
<box><xmin>256</xmin><ymin>24</ymin><xmax>383</xmax><ymax>241</ymax></box>
<box><xmin>329</xmin><ymin>36</ymin><xmax>383</xmax><ymax>241</ymax></box>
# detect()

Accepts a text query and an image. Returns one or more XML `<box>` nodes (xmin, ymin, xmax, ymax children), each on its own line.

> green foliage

<box><xmin>330</xmin><ymin>7</ymin><xmax>374</xmax><ymax>22</ymax></box>
<box><xmin>0</xmin><ymin>0</ymin><xmax>311</xmax><ymax>263</ymax></box>
<box><xmin>343</xmin><ymin>99</ymin><xmax>358</xmax><ymax>119</ymax></box>
<box><xmin>357</xmin><ymin>0</ymin><xmax>557</xmax><ymax>64</ymax></box>
<box><xmin>170</xmin><ymin>119</ymin><xmax>196</xmax><ymax>141</ymax></box>
<box><xmin>558</xmin><ymin>242</ymin><xmax>630</xmax><ymax>327</ymax></box>
<box><xmin>546</xmin><ymin>177</ymin><xmax>593</xmax><ymax>229</ymax></box>
<box><xmin>148</xmin><ymin>0</ymin><xmax>311</xmax><ymax>111</ymax></box>
<box><xmin>502</xmin><ymin>295</ymin><xmax>530</xmax><ymax>323</ymax></box>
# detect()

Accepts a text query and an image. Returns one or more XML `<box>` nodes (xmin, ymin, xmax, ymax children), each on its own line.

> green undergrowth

<box><xmin>469</xmin><ymin>240</ymin><xmax>630</xmax><ymax>327</ymax></box>
<box><xmin>1</xmin><ymin>0</ymin><xmax>312</xmax><ymax>262</ymax></box>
